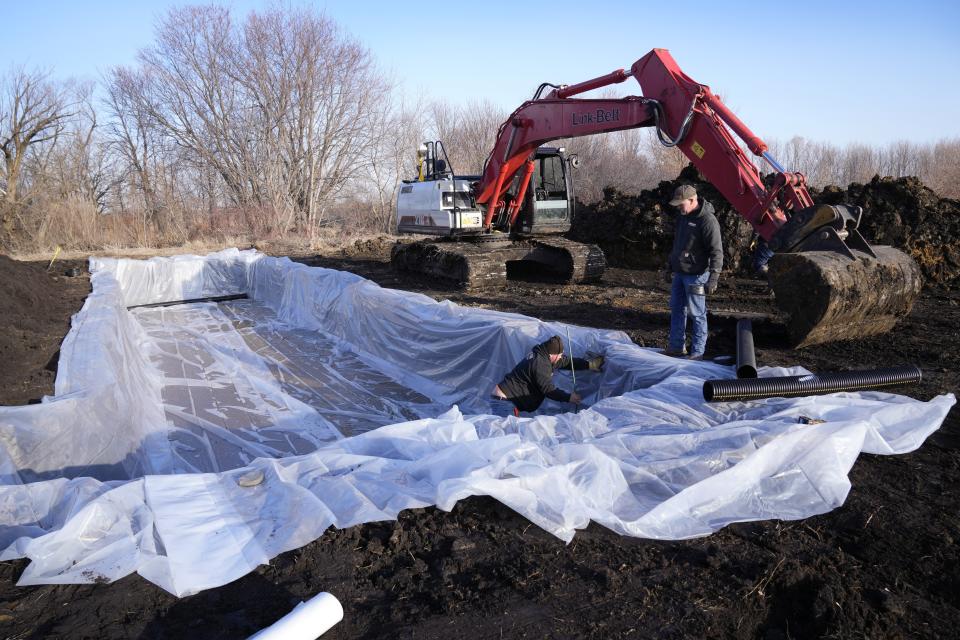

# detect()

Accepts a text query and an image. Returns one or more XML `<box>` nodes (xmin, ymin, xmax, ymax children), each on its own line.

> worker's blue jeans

<box><xmin>752</xmin><ymin>238</ymin><xmax>775</xmax><ymax>273</ymax></box>
<box><xmin>669</xmin><ymin>271</ymin><xmax>709</xmax><ymax>356</ymax></box>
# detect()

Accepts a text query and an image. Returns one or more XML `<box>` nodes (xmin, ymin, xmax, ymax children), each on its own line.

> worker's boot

<box><xmin>662</xmin><ymin>346</ymin><xmax>687</xmax><ymax>357</ymax></box>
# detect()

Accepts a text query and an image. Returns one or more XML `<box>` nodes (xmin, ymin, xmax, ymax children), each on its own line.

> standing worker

<box><xmin>663</xmin><ymin>185</ymin><xmax>724</xmax><ymax>360</ymax></box>
<box><xmin>492</xmin><ymin>335</ymin><xmax>604</xmax><ymax>414</ymax></box>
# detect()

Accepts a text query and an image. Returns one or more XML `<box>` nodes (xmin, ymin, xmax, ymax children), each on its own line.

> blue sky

<box><xmin>3</xmin><ymin>0</ymin><xmax>957</xmax><ymax>145</ymax></box>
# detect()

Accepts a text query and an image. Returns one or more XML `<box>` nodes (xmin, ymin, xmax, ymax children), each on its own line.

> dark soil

<box><xmin>0</xmin><ymin>241</ymin><xmax>957</xmax><ymax>639</ymax></box>
<box><xmin>0</xmin><ymin>255</ymin><xmax>90</xmax><ymax>406</ymax></box>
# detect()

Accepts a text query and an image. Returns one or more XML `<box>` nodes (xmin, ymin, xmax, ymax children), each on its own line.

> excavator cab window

<box><xmin>528</xmin><ymin>152</ymin><xmax>570</xmax><ymax>224</ymax></box>
<box><xmin>536</xmin><ymin>154</ymin><xmax>567</xmax><ymax>201</ymax></box>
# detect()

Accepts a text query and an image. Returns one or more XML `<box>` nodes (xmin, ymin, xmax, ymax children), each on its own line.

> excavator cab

<box><xmin>392</xmin><ymin>141</ymin><xmax>604</xmax><ymax>288</ymax></box>
<box><xmin>512</xmin><ymin>147</ymin><xmax>575</xmax><ymax>236</ymax></box>
<box><xmin>396</xmin><ymin>142</ymin><xmax>577</xmax><ymax>239</ymax></box>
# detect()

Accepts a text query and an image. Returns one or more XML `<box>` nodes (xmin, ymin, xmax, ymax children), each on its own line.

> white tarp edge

<box><xmin>0</xmin><ymin>249</ymin><xmax>953</xmax><ymax>597</ymax></box>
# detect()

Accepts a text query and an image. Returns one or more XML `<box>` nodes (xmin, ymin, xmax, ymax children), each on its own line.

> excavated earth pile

<box><xmin>569</xmin><ymin>165</ymin><xmax>756</xmax><ymax>274</ymax></box>
<box><xmin>570</xmin><ymin>166</ymin><xmax>960</xmax><ymax>285</ymax></box>
<box><xmin>818</xmin><ymin>175</ymin><xmax>960</xmax><ymax>286</ymax></box>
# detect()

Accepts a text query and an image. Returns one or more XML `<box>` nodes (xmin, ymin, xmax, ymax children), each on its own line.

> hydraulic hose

<box><xmin>703</xmin><ymin>365</ymin><xmax>922</xmax><ymax>403</ymax></box>
<box><xmin>736</xmin><ymin>319</ymin><xmax>758</xmax><ymax>379</ymax></box>
<box><xmin>532</xmin><ymin>82</ymin><xmax>562</xmax><ymax>100</ymax></box>
<box><xmin>650</xmin><ymin>96</ymin><xmax>698</xmax><ymax>148</ymax></box>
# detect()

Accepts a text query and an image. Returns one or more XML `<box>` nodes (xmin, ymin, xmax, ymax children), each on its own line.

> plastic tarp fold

<box><xmin>0</xmin><ymin>249</ymin><xmax>953</xmax><ymax>596</ymax></box>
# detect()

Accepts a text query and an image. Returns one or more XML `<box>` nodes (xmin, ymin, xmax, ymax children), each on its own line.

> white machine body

<box><xmin>396</xmin><ymin>178</ymin><xmax>483</xmax><ymax>236</ymax></box>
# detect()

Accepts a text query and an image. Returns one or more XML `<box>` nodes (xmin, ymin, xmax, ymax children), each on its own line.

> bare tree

<box><xmin>814</xmin><ymin>141</ymin><xmax>844</xmax><ymax>186</ymax></box>
<box><xmin>359</xmin><ymin>98</ymin><xmax>425</xmax><ymax>233</ymax></box>
<box><xmin>136</xmin><ymin>6</ymin><xmax>255</xmax><ymax>207</ymax></box>
<box><xmin>104</xmin><ymin>67</ymin><xmax>167</xmax><ymax>224</ymax></box>
<box><xmin>453</xmin><ymin>100</ymin><xmax>508</xmax><ymax>175</ymax></box>
<box><xmin>842</xmin><ymin>143</ymin><xmax>880</xmax><ymax>184</ymax></box>
<box><xmin>46</xmin><ymin>82</ymin><xmax>113</xmax><ymax>210</ymax></box>
<box><xmin>924</xmin><ymin>138</ymin><xmax>960</xmax><ymax>198</ymax></box>
<box><xmin>110</xmin><ymin>5</ymin><xmax>392</xmax><ymax>237</ymax></box>
<box><xmin>0</xmin><ymin>67</ymin><xmax>74</xmax><ymax>235</ymax></box>
<box><xmin>426</xmin><ymin>99</ymin><xmax>506</xmax><ymax>175</ymax></box>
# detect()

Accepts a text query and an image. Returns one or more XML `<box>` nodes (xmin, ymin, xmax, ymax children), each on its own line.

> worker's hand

<box><xmin>587</xmin><ymin>355</ymin><xmax>605</xmax><ymax>371</ymax></box>
<box><xmin>569</xmin><ymin>391</ymin><xmax>582</xmax><ymax>405</ymax></box>
<box><xmin>706</xmin><ymin>271</ymin><xmax>720</xmax><ymax>295</ymax></box>
<box><xmin>662</xmin><ymin>269</ymin><xmax>673</xmax><ymax>284</ymax></box>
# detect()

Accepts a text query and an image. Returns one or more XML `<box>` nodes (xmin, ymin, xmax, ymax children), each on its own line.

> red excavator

<box><xmin>392</xmin><ymin>49</ymin><xmax>921</xmax><ymax>346</ymax></box>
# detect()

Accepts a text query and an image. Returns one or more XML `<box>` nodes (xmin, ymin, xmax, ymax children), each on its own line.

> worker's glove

<box><xmin>587</xmin><ymin>355</ymin><xmax>605</xmax><ymax>371</ymax></box>
<box><xmin>662</xmin><ymin>269</ymin><xmax>673</xmax><ymax>284</ymax></box>
<box><xmin>705</xmin><ymin>271</ymin><xmax>720</xmax><ymax>295</ymax></box>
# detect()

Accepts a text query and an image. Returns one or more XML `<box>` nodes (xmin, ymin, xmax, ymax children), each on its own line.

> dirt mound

<box><xmin>0</xmin><ymin>255</ymin><xmax>89</xmax><ymax>405</ymax></box>
<box><xmin>571</xmin><ymin>168</ymin><xmax>960</xmax><ymax>284</ymax></box>
<box><xmin>0</xmin><ymin>255</ymin><xmax>56</xmax><ymax>318</ymax></box>
<box><xmin>569</xmin><ymin>165</ymin><xmax>756</xmax><ymax>274</ymax></box>
<box><xmin>817</xmin><ymin>176</ymin><xmax>960</xmax><ymax>285</ymax></box>
<box><xmin>340</xmin><ymin>235</ymin><xmax>401</xmax><ymax>259</ymax></box>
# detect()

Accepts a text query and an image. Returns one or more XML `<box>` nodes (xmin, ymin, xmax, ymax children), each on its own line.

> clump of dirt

<box><xmin>0</xmin><ymin>255</ymin><xmax>89</xmax><ymax>405</ymax></box>
<box><xmin>339</xmin><ymin>236</ymin><xmax>404</xmax><ymax>259</ymax></box>
<box><xmin>817</xmin><ymin>175</ymin><xmax>960</xmax><ymax>285</ymax></box>
<box><xmin>571</xmin><ymin>167</ymin><xmax>960</xmax><ymax>285</ymax></box>
<box><xmin>569</xmin><ymin>165</ymin><xmax>756</xmax><ymax>274</ymax></box>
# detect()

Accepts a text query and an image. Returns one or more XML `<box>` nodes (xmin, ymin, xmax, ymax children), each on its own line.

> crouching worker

<box><xmin>491</xmin><ymin>335</ymin><xmax>604</xmax><ymax>415</ymax></box>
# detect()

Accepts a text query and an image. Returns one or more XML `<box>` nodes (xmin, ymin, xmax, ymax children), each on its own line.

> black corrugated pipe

<box><xmin>127</xmin><ymin>293</ymin><xmax>247</xmax><ymax>310</ymax></box>
<box><xmin>736</xmin><ymin>319</ymin><xmax>757</xmax><ymax>379</ymax></box>
<box><xmin>703</xmin><ymin>365</ymin><xmax>922</xmax><ymax>402</ymax></box>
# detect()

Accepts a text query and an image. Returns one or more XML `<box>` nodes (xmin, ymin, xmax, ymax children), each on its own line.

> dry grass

<box><xmin>9</xmin><ymin>228</ymin><xmax>397</xmax><ymax>262</ymax></box>
<box><xmin>3</xmin><ymin>189</ymin><xmax>400</xmax><ymax>261</ymax></box>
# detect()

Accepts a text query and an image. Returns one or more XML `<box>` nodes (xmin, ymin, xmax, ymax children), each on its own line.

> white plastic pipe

<box><xmin>248</xmin><ymin>592</ymin><xmax>343</xmax><ymax>640</ymax></box>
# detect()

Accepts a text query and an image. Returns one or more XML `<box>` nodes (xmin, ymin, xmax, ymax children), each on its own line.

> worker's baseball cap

<box><xmin>669</xmin><ymin>184</ymin><xmax>697</xmax><ymax>206</ymax></box>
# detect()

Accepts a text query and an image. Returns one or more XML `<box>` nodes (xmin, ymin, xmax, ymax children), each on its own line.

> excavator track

<box><xmin>528</xmin><ymin>237</ymin><xmax>606</xmax><ymax>284</ymax></box>
<box><xmin>767</xmin><ymin>245</ymin><xmax>922</xmax><ymax>347</ymax></box>
<box><xmin>390</xmin><ymin>237</ymin><xmax>606</xmax><ymax>289</ymax></box>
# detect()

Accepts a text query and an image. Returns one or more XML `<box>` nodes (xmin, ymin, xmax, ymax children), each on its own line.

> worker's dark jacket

<box><xmin>668</xmin><ymin>199</ymin><xmax>724</xmax><ymax>275</ymax></box>
<box><xmin>497</xmin><ymin>340</ymin><xmax>589</xmax><ymax>412</ymax></box>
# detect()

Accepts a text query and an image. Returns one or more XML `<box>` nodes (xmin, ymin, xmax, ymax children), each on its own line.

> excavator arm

<box><xmin>475</xmin><ymin>48</ymin><xmax>921</xmax><ymax>346</ymax></box>
<box><xmin>478</xmin><ymin>50</ymin><xmax>815</xmax><ymax>244</ymax></box>
<box><xmin>630</xmin><ymin>50</ymin><xmax>874</xmax><ymax>259</ymax></box>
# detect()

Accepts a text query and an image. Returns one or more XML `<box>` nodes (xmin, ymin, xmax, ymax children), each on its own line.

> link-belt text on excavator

<box><xmin>571</xmin><ymin>108</ymin><xmax>620</xmax><ymax>126</ymax></box>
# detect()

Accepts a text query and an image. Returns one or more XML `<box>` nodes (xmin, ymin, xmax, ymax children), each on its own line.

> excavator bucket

<box><xmin>767</xmin><ymin>245</ymin><xmax>922</xmax><ymax>347</ymax></box>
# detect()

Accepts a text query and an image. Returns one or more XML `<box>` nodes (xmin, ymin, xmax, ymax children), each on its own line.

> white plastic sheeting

<box><xmin>0</xmin><ymin>249</ymin><xmax>953</xmax><ymax>597</ymax></box>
